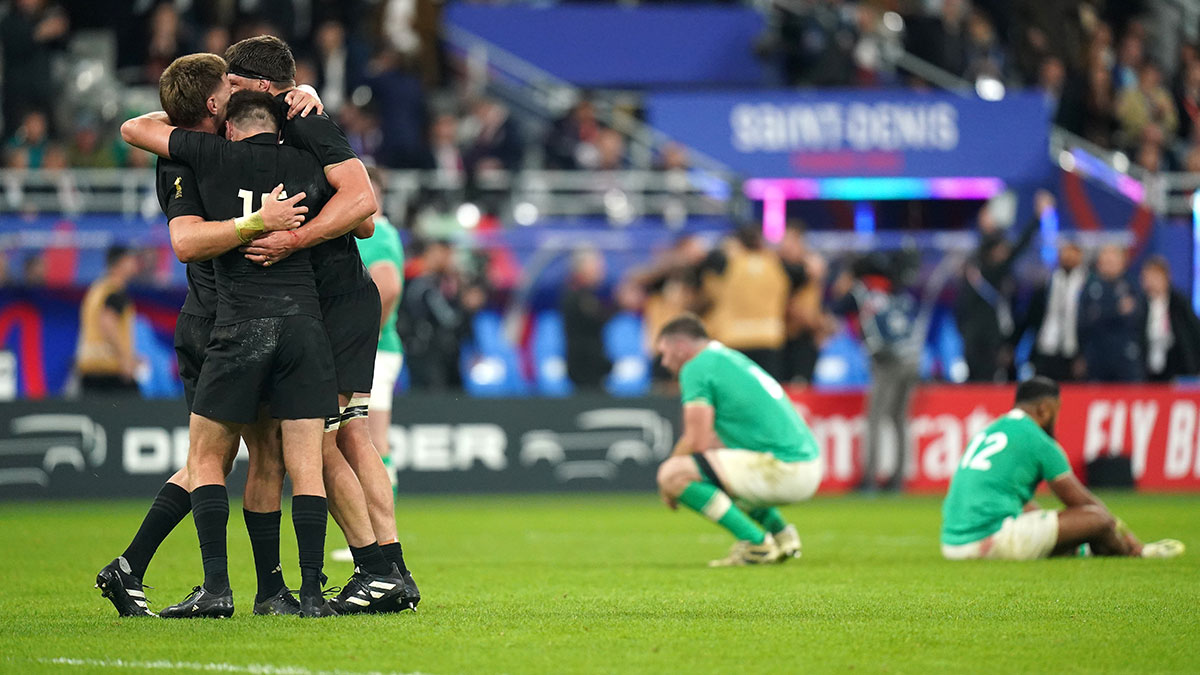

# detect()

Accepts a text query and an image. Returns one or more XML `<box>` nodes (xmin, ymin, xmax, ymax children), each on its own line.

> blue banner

<box><xmin>645</xmin><ymin>91</ymin><xmax>1053</xmax><ymax>182</ymax></box>
<box><xmin>445</xmin><ymin>5</ymin><xmax>766</xmax><ymax>88</ymax></box>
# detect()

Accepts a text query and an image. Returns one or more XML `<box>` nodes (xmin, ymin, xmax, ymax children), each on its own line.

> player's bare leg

<box><xmin>1052</xmin><ymin>505</ymin><xmax>1184</xmax><ymax>558</ymax></box>
<box><xmin>337</xmin><ymin>392</ymin><xmax>419</xmax><ymax>610</ymax></box>
<box><xmin>657</xmin><ymin>453</ymin><xmax>782</xmax><ymax>567</ymax></box>
<box><xmin>160</xmin><ymin>414</ymin><xmax>241</xmax><ymax>619</ymax></box>
<box><xmin>322</xmin><ymin>429</ymin><xmax>377</xmax><ymax>548</ymax></box>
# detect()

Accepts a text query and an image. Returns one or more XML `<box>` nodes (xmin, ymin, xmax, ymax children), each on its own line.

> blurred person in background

<box><xmin>561</xmin><ymin>247</ymin><xmax>613</xmax><ymax>390</ymax></box>
<box><xmin>1115</xmin><ymin>61</ymin><xmax>1177</xmax><ymax>151</ymax></box>
<box><xmin>833</xmin><ymin>252</ymin><xmax>921</xmax><ymax>493</ymax></box>
<box><xmin>1</xmin><ymin>0</ymin><xmax>68</xmax><ymax>141</ymax></box>
<box><xmin>778</xmin><ymin>223</ymin><xmax>831</xmax><ymax>385</ymax></box>
<box><xmin>5</xmin><ymin>111</ymin><xmax>50</xmax><ymax>169</ymax></box>
<box><xmin>339</xmin><ymin>103</ymin><xmax>383</xmax><ymax>166</ymax></box>
<box><xmin>400</xmin><ymin>240</ymin><xmax>474</xmax><ymax>390</ymax></box>
<box><xmin>544</xmin><ymin>98</ymin><xmax>601</xmax><ymax>170</ymax></box>
<box><xmin>1173</xmin><ymin>58</ymin><xmax>1200</xmax><ymax>143</ymax></box>
<box><xmin>1078</xmin><ymin>244</ymin><xmax>1142</xmax><ymax>382</ymax></box>
<box><xmin>75</xmin><ymin>245</ymin><xmax>140</xmax><ymax>395</ymax></box>
<box><xmin>143</xmin><ymin>2</ymin><xmax>194</xmax><ymax>85</ymax></box>
<box><xmin>956</xmin><ymin>191</ymin><xmax>1050</xmax><ymax>382</ymax></box>
<box><xmin>22</xmin><ymin>253</ymin><xmax>46</xmax><ymax>287</ymax></box>
<box><xmin>314</xmin><ymin>19</ymin><xmax>367</xmax><ymax>117</ymax></box>
<box><xmin>462</xmin><ymin>97</ymin><xmax>523</xmax><ymax>175</ymax></box>
<box><xmin>593</xmin><ymin>128</ymin><xmax>627</xmax><ymax>172</ymax></box>
<box><xmin>1022</xmin><ymin>240</ymin><xmax>1088</xmax><ymax>382</ymax></box>
<box><xmin>421</xmin><ymin>112</ymin><xmax>464</xmax><ymax>182</ymax></box>
<box><xmin>1138</xmin><ymin>256</ymin><xmax>1200</xmax><ymax>382</ymax></box>
<box><xmin>352</xmin><ymin>169</ymin><xmax>406</xmax><ymax>503</ymax></box>
<box><xmin>632</xmin><ymin>235</ymin><xmax>710</xmax><ymax>383</ymax></box>
<box><xmin>367</xmin><ymin>50</ymin><xmax>429</xmax><ymax>169</ymax></box>
<box><xmin>701</xmin><ymin>225</ymin><xmax>789</xmax><ymax>379</ymax></box>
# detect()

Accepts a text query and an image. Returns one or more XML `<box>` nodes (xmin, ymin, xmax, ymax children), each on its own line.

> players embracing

<box><xmin>98</xmin><ymin>38</ymin><xmax>416</xmax><ymax>618</ymax></box>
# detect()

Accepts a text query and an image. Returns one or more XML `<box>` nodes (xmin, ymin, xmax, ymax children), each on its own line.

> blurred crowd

<box><xmin>0</xmin><ymin>0</ymin><xmax>689</xmax><ymax>181</ymax></box>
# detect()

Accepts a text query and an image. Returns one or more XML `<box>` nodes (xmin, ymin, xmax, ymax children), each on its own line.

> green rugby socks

<box><xmin>748</xmin><ymin>507</ymin><xmax>788</xmax><ymax>535</ymax></box>
<box><xmin>678</xmin><ymin>482</ymin><xmax>766</xmax><ymax>544</ymax></box>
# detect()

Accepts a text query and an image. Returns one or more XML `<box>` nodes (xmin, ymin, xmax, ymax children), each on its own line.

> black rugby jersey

<box><xmin>155</xmin><ymin>156</ymin><xmax>218</xmax><ymax>319</ymax></box>
<box><xmin>274</xmin><ymin>92</ymin><xmax>372</xmax><ymax>298</ymax></box>
<box><xmin>168</xmin><ymin>129</ymin><xmax>334</xmax><ymax>326</ymax></box>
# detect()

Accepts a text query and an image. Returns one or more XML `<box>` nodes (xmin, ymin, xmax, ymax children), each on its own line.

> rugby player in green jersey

<box><xmin>655</xmin><ymin>315</ymin><xmax>823</xmax><ymax>566</ymax></box>
<box><xmin>941</xmin><ymin>376</ymin><xmax>1184</xmax><ymax>560</ymax></box>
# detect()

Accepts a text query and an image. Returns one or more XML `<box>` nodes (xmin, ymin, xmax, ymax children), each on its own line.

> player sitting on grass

<box><xmin>941</xmin><ymin>376</ymin><xmax>1184</xmax><ymax>561</ymax></box>
<box><xmin>654</xmin><ymin>315</ymin><xmax>823</xmax><ymax>567</ymax></box>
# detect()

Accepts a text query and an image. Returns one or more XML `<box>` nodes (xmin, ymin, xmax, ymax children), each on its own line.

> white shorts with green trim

<box><xmin>941</xmin><ymin>509</ymin><xmax>1060</xmax><ymax>561</ymax></box>
<box><xmin>370</xmin><ymin>351</ymin><xmax>403</xmax><ymax>412</ymax></box>
<box><xmin>711</xmin><ymin>449</ymin><xmax>823</xmax><ymax>507</ymax></box>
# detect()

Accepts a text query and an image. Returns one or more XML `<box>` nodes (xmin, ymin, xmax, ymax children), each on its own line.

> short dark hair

<box><xmin>224</xmin><ymin>35</ymin><xmax>296</xmax><ymax>88</ymax></box>
<box><xmin>159</xmin><ymin>53</ymin><xmax>227</xmax><ymax>128</ymax></box>
<box><xmin>1015</xmin><ymin>376</ymin><xmax>1060</xmax><ymax>405</ymax></box>
<box><xmin>1143</xmin><ymin>255</ymin><xmax>1170</xmax><ymax>277</ymax></box>
<box><xmin>105</xmin><ymin>245</ymin><xmax>132</xmax><ymax>268</ymax></box>
<box><xmin>225</xmin><ymin>90</ymin><xmax>281</xmax><ymax>134</ymax></box>
<box><xmin>658</xmin><ymin>314</ymin><xmax>708</xmax><ymax>341</ymax></box>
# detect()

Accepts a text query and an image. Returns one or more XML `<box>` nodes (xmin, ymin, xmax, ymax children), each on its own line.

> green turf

<box><xmin>1</xmin><ymin>493</ymin><xmax>1198</xmax><ymax>674</ymax></box>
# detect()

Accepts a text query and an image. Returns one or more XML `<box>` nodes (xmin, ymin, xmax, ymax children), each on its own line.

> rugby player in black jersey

<box><xmin>223</xmin><ymin>35</ymin><xmax>419</xmax><ymax>612</ymax></box>
<box><xmin>96</xmin><ymin>54</ymin><xmax>316</xmax><ymax>618</ymax></box>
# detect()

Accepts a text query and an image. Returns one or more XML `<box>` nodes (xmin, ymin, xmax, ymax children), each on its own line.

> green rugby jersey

<box><xmin>941</xmin><ymin>409</ymin><xmax>1072</xmax><ymax>545</ymax></box>
<box><xmin>356</xmin><ymin>216</ymin><xmax>404</xmax><ymax>355</ymax></box>
<box><xmin>679</xmin><ymin>341</ymin><xmax>819</xmax><ymax>462</ymax></box>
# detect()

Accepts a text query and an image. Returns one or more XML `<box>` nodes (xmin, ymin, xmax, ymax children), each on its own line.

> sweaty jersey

<box><xmin>356</xmin><ymin>215</ymin><xmax>404</xmax><ymax>355</ymax></box>
<box><xmin>679</xmin><ymin>341</ymin><xmax>818</xmax><ymax>462</ymax></box>
<box><xmin>168</xmin><ymin>129</ymin><xmax>334</xmax><ymax>326</ymax></box>
<box><xmin>941</xmin><ymin>409</ymin><xmax>1073</xmax><ymax>545</ymax></box>
<box><xmin>155</xmin><ymin>156</ymin><xmax>217</xmax><ymax>319</ymax></box>
<box><xmin>275</xmin><ymin>92</ymin><xmax>372</xmax><ymax>298</ymax></box>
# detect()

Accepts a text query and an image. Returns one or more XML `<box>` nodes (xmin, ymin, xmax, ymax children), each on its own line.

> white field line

<box><xmin>35</xmin><ymin>657</ymin><xmax>433</xmax><ymax>675</ymax></box>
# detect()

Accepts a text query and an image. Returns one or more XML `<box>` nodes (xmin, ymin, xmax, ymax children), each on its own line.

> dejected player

<box><xmin>941</xmin><ymin>376</ymin><xmax>1184</xmax><ymax>561</ymax></box>
<box><xmin>223</xmin><ymin>35</ymin><xmax>418</xmax><ymax>612</ymax></box>
<box><xmin>654</xmin><ymin>315</ymin><xmax>823</xmax><ymax>566</ymax></box>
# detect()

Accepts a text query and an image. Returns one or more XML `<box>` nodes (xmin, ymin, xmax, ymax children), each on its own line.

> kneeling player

<box><xmin>940</xmin><ymin>377</ymin><xmax>1184</xmax><ymax>561</ymax></box>
<box><xmin>654</xmin><ymin>315</ymin><xmax>823</xmax><ymax>566</ymax></box>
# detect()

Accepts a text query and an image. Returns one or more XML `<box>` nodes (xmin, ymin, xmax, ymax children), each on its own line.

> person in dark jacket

<box><xmin>1078</xmin><ymin>244</ymin><xmax>1143</xmax><ymax>382</ymax></box>
<box><xmin>1139</xmin><ymin>256</ymin><xmax>1200</xmax><ymax>381</ymax></box>
<box><xmin>560</xmin><ymin>247</ymin><xmax>613</xmax><ymax>389</ymax></box>
<box><xmin>400</xmin><ymin>240</ymin><xmax>477</xmax><ymax>390</ymax></box>
<box><xmin>1018</xmin><ymin>240</ymin><xmax>1088</xmax><ymax>382</ymax></box>
<box><xmin>955</xmin><ymin>190</ymin><xmax>1052</xmax><ymax>382</ymax></box>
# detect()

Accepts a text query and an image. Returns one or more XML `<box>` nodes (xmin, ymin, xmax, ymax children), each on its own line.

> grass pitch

<box><xmin>1</xmin><ymin>492</ymin><xmax>1198</xmax><ymax>674</ymax></box>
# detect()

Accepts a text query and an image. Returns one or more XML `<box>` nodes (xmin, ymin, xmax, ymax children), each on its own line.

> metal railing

<box><xmin>0</xmin><ymin>168</ymin><xmax>738</xmax><ymax>223</ymax></box>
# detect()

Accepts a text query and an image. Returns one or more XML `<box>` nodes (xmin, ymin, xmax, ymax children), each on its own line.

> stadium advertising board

<box><xmin>1</xmin><ymin>386</ymin><xmax>1198</xmax><ymax>500</ymax></box>
<box><xmin>645</xmin><ymin>91</ymin><xmax>1052</xmax><ymax>183</ymax></box>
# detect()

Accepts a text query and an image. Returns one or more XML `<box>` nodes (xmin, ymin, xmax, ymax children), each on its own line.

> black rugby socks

<box><xmin>291</xmin><ymin>494</ymin><xmax>328</xmax><ymax>588</ymax></box>
<box><xmin>380</xmin><ymin>542</ymin><xmax>409</xmax><ymax>575</ymax></box>
<box><xmin>122</xmin><ymin>481</ymin><xmax>191</xmax><ymax>579</ymax></box>
<box><xmin>244</xmin><ymin>509</ymin><xmax>286</xmax><ymax>602</ymax></box>
<box><xmin>349</xmin><ymin>543</ymin><xmax>392</xmax><ymax>576</ymax></box>
<box><xmin>191</xmin><ymin>484</ymin><xmax>231</xmax><ymax>594</ymax></box>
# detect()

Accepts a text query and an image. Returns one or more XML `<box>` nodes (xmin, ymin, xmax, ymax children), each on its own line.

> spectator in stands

<box><xmin>634</xmin><ymin>235</ymin><xmax>709</xmax><ymax>368</ymax></box>
<box><xmin>143</xmin><ymin>2</ymin><xmax>194</xmax><ymax>85</ymax></box>
<box><xmin>905</xmin><ymin>0</ymin><xmax>968</xmax><ymax>80</ymax></box>
<box><xmin>833</xmin><ymin>252</ymin><xmax>921</xmax><ymax>493</ymax></box>
<box><xmin>462</xmin><ymin>98</ymin><xmax>523</xmax><ymax>175</ymax></box>
<box><xmin>422</xmin><ymin>113</ymin><xmax>464</xmax><ymax>182</ymax></box>
<box><xmin>701</xmin><ymin>226</ymin><xmax>789</xmax><ymax>378</ymax></box>
<box><xmin>5</xmin><ymin>111</ymin><xmax>50</xmax><ymax>169</ymax></box>
<box><xmin>1114</xmin><ymin>30</ymin><xmax>1145</xmax><ymax>91</ymax></box>
<box><xmin>339</xmin><ymin>102</ymin><xmax>383</xmax><ymax>167</ymax></box>
<box><xmin>67</xmin><ymin>117</ymin><xmax>119</xmax><ymax>169</ymax></box>
<box><xmin>545</xmin><ymin>98</ymin><xmax>601</xmax><ymax>170</ymax></box>
<box><xmin>22</xmin><ymin>253</ymin><xmax>45</xmax><ymax>287</ymax></box>
<box><xmin>1</xmin><ymin>0</ymin><xmax>68</xmax><ymax>141</ymax></box>
<box><xmin>963</xmin><ymin>10</ymin><xmax>1007</xmax><ymax>82</ymax></box>
<box><xmin>1138</xmin><ymin>256</ymin><xmax>1200</xmax><ymax>382</ymax></box>
<box><xmin>400</xmin><ymin>240</ymin><xmax>477</xmax><ymax>391</ymax></box>
<box><xmin>75</xmin><ymin>245</ymin><xmax>140</xmax><ymax>395</ymax></box>
<box><xmin>368</xmin><ymin>49</ymin><xmax>429</xmax><ymax>169</ymax></box>
<box><xmin>1174</xmin><ymin>58</ymin><xmax>1200</xmax><ymax>143</ymax></box>
<box><xmin>1022</xmin><ymin>240</ymin><xmax>1087</xmax><ymax>382</ymax></box>
<box><xmin>1078</xmin><ymin>244</ymin><xmax>1143</xmax><ymax>382</ymax></box>
<box><xmin>956</xmin><ymin>191</ymin><xmax>1050</xmax><ymax>382</ymax></box>
<box><xmin>0</xmin><ymin>252</ymin><xmax>9</xmax><ymax>287</ymax></box>
<box><xmin>594</xmin><ymin>128</ymin><xmax>626</xmax><ymax>172</ymax></box>
<box><xmin>778</xmin><ymin>223</ymin><xmax>831</xmax><ymax>385</ymax></box>
<box><xmin>1115</xmin><ymin>61</ymin><xmax>1178</xmax><ymax>151</ymax></box>
<box><xmin>1082</xmin><ymin>54</ymin><xmax>1118</xmax><ymax>147</ymax></box>
<box><xmin>314</xmin><ymin>19</ymin><xmax>366</xmax><ymax>116</ymax></box>
<box><xmin>561</xmin><ymin>247</ymin><xmax>613</xmax><ymax>390</ymax></box>
<box><xmin>201</xmin><ymin>25</ymin><xmax>230</xmax><ymax>58</ymax></box>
